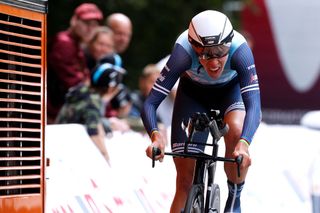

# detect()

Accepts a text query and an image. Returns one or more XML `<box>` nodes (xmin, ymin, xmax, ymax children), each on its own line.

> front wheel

<box><xmin>208</xmin><ymin>184</ymin><xmax>220</xmax><ymax>213</ymax></box>
<box><xmin>184</xmin><ymin>184</ymin><xmax>204</xmax><ymax>213</ymax></box>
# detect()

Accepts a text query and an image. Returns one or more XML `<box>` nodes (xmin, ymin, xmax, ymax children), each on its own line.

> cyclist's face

<box><xmin>200</xmin><ymin>55</ymin><xmax>228</xmax><ymax>79</ymax></box>
<box><xmin>192</xmin><ymin>45</ymin><xmax>228</xmax><ymax>79</ymax></box>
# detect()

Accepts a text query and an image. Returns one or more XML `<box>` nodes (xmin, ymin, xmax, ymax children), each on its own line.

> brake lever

<box><xmin>236</xmin><ymin>155</ymin><xmax>243</xmax><ymax>177</ymax></box>
<box><xmin>152</xmin><ymin>147</ymin><xmax>161</xmax><ymax>168</ymax></box>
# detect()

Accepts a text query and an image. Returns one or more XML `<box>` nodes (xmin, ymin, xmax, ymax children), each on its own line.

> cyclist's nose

<box><xmin>206</xmin><ymin>58</ymin><xmax>220</xmax><ymax>67</ymax></box>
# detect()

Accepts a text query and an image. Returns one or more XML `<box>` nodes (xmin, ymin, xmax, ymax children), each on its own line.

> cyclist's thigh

<box><xmin>219</xmin><ymin>77</ymin><xmax>245</xmax><ymax>116</ymax></box>
<box><xmin>224</xmin><ymin>110</ymin><xmax>245</xmax><ymax>148</ymax></box>
<box><xmin>171</xmin><ymin>82</ymin><xmax>208</xmax><ymax>153</ymax></box>
<box><xmin>173</xmin><ymin>157</ymin><xmax>196</xmax><ymax>184</ymax></box>
<box><xmin>220</xmin><ymin>80</ymin><xmax>246</xmax><ymax>150</ymax></box>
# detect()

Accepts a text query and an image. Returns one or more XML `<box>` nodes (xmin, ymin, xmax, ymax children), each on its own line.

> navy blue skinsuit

<box><xmin>141</xmin><ymin>30</ymin><xmax>261</xmax><ymax>152</ymax></box>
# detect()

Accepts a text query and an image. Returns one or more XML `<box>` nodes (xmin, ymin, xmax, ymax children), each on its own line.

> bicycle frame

<box><xmin>177</xmin><ymin>120</ymin><xmax>235</xmax><ymax>212</ymax></box>
<box><xmin>152</xmin><ymin>110</ymin><xmax>242</xmax><ymax>213</ymax></box>
<box><xmin>165</xmin><ymin>111</ymin><xmax>237</xmax><ymax>175</ymax></box>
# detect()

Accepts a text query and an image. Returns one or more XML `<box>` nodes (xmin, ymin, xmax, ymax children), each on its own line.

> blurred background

<box><xmin>48</xmin><ymin>0</ymin><xmax>320</xmax><ymax>125</ymax></box>
<box><xmin>1</xmin><ymin>0</ymin><xmax>320</xmax><ymax>212</ymax></box>
<box><xmin>45</xmin><ymin>0</ymin><xmax>320</xmax><ymax>212</ymax></box>
<box><xmin>48</xmin><ymin>0</ymin><xmax>231</xmax><ymax>91</ymax></box>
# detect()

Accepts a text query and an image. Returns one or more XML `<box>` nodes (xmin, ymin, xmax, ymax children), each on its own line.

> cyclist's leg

<box><xmin>223</xmin><ymin>110</ymin><xmax>247</xmax><ymax>183</ymax></box>
<box><xmin>171</xmin><ymin>157</ymin><xmax>196</xmax><ymax>213</ymax></box>
<box><xmin>223</xmin><ymin>110</ymin><xmax>246</xmax><ymax>213</ymax></box>
<box><xmin>221</xmin><ymin>81</ymin><xmax>247</xmax><ymax>213</ymax></box>
<box><xmin>170</xmin><ymin>77</ymin><xmax>208</xmax><ymax>213</ymax></box>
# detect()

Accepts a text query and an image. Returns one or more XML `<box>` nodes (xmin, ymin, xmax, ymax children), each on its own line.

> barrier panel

<box><xmin>46</xmin><ymin>123</ymin><xmax>320</xmax><ymax>212</ymax></box>
<box><xmin>45</xmin><ymin>124</ymin><xmax>175</xmax><ymax>213</ymax></box>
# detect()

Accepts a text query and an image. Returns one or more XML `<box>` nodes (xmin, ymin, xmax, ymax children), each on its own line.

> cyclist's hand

<box><xmin>233</xmin><ymin>140</ymin><xmax>251</xmax><ymax>169</ymax></box>
<box><xmin>146</xmin><ymin>131</ymin><xmax>165</xmax><ymax>162</ymax></box>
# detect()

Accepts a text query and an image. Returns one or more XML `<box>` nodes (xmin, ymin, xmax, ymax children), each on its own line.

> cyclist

<box><xmin>141</xmin><ymin>10</ymin><xmax>261</xmax><ymax>213</ymax></box>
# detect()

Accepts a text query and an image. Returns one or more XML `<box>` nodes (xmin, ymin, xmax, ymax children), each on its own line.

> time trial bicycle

<box><xmin>152</xmin><ymin>110</ymin><xmax>242</xmax><ymax>213</ymax></box>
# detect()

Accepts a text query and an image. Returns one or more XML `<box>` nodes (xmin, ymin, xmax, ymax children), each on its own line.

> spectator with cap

<box><xmin>47</xmin><ymin>3</ymin><xmax>103</xmax><ymax>124</ymax></box>
<box><xmin>105</xmin><ymin>13</ymin><xmax>132</xmax><ymax>54</ymax></box>
<box><xmin>55</xmin><ymin>62</ymin><xmax>126</xmax><ymax>165</ymax></box>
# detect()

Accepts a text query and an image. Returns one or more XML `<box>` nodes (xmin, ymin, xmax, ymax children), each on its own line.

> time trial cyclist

<box><xmin>141</xmin><ymin>10</ymin><xmax>261</xmax><ymax>213</ymax></box>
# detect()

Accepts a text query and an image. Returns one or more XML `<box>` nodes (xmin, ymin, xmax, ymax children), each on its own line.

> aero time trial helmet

<box><xmin>188</xmin><ymin>10</ymin><xmax>234</xmax><ymax>59</ymax></box>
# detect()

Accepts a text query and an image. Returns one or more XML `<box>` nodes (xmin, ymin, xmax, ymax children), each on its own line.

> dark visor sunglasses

<box><xmin>197</xmin><ymin>43</ymin><xmax>231</xmax><ymax>60</ymax></box>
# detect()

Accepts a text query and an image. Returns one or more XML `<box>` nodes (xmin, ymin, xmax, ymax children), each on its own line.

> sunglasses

<box><xmin>197</xmin><ymin>43</ymin><xmax>231</xmax><ymax>60</ymax></box>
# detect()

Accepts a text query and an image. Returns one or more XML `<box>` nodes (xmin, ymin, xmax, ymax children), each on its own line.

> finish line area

<box><xmin>45</xmin><ymin>120</ymin><xmax>320</xmax><ymax>212</ymax></box>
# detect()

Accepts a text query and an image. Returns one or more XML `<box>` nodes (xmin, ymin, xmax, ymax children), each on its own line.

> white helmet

<box><xmin>188</xmin><ymin>10</ymin><xmax>234</xmax><ymax>58</ymax></box>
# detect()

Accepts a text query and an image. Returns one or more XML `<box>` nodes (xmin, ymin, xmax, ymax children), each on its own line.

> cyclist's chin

<box><xmin>206</xmin><ymin>68</ymin><xmax>223</xmax><ymax>79</ymax></box>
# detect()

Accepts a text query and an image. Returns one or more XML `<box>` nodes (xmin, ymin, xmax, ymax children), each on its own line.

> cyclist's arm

<box><xmin>141</xmin><ymin>43</ymin><xmax>191</xmax><ymax>136</ymax></box>
<box><xmin>231</xmin><ymin>43</ymin><xmax>262</xmax><ymax>144</ymax></box>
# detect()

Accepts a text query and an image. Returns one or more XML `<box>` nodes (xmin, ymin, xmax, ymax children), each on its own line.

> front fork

<box><xmin>192</xmin><ymin>159</ymin><xmax>217</xmax><ymax>211</ymax></box>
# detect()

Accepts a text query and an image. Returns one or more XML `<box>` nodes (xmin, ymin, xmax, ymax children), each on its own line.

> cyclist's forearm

<box><xmin>141</xmin><ymin>97</ymin><xmax>160</xmax><ymax>135</ymax></box>
<box><xmin>241</xmin><ymin>92</ymin><xmax>261</xmax><ymax>144</ymax></box>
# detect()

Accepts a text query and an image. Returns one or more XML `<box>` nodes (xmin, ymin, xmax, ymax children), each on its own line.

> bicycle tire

<box><xmin>184</xmin><ymin>184</ymin><xmax>204</xmax><ymax>213</ymax></box>
<box><xmin>208</xmin><ymin>184</ymin><xmax>220</xmax><ymax>213</ymax></box>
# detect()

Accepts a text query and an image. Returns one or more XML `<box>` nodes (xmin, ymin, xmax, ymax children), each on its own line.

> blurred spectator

<box><xmin>93</xmin><ymin>54</ymin><xmax>131</xmax><ymax>132</ymax></box>
<box><xmin>89</xmin><ymin>50</ymin><xmax>131</xmax><ymax>123</ymax></box>
<box><xmin>55</xmin><ymin>62</ymin><xmax>126</xmax><ymax>165</ymax></box>
<box><xmin>105</xmin><ymin>13</ymin><xmax>132</xmax><ymax>54</ymax></box>
<box><xmin>127</xmin><ymin>64</ymin><xmax>169</xmax><ymax>141</ymax></box>
<box><xmin>47</xmin><ymin>3</ymin><xmax>103</xmax><ymax>124</ymax></box>
<box><xmin>130</xmin><ymin>63</ymin><xmax>176</xmax><ymax>128</ymax></box>
<box><xmin>130</xmin><ymin>64</ymin><xmax>160</xmax><ymax>117</ymax></box>
<box><xmin>107</xmin><ymin>84</ymin><xmax>133</xmax><ymax>118</ymax></box>
<box><xmin>104</xmin><ymin>13</ymin><xmax>133</xmax><ymax>118</ymax></box>
<box><xmin>85</xmin><ymin>26</ymin><xmax>115</xmax><ymax>71</ymax></box>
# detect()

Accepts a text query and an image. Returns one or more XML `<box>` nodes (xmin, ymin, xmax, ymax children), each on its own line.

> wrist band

<box><xmin>150</xmin><ymin>130</ymin><xmax>159</xmax><ymax>141</ymax></box>
<box><xmin>239</xmin><ymin>139</ymin><xmax>250</xmax><ymax>146</ymax></box>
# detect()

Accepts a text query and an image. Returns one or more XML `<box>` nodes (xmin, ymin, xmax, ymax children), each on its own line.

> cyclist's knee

<box><xmin>224</xmin><ymin>110</ymin><xmax>244</xmax><ymax>137</ymax></box>
<box><xmin>224</xmin><ymin>124</ymin><xmax>242</xmax><ymax>147</ymax></box>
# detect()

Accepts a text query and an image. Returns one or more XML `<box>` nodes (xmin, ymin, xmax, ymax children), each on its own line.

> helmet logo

<box><xmin>201</xmin><ymin>34</ymin><xmax>221</xmax><ymax>46</ymax></box>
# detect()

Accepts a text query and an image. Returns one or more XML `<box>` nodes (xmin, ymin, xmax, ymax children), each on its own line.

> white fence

<box><xmin>45</xmin><ymin>121</ymin><xmax>320</xmax><ymax>212</ymax></box>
